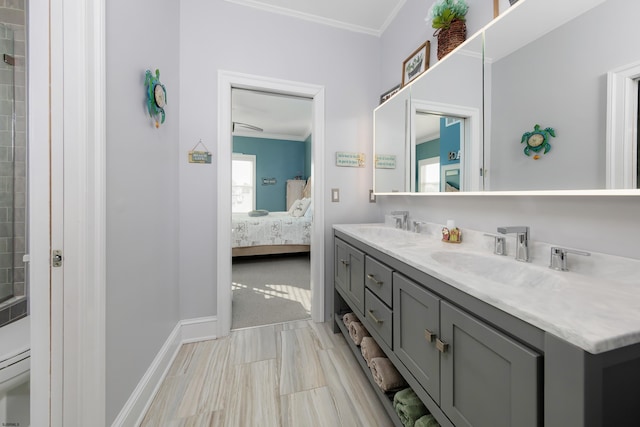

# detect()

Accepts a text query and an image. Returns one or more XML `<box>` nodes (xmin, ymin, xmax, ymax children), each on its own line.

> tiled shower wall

<box><xmin>0</xmin><ymin>0</ymin><xmax>27</xmax><ymax>324</ymax></box>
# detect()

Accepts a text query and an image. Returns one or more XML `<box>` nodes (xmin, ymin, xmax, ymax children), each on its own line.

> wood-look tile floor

<box><xmin>141</xmin><ymin>320</ymin><xmax>394</xmax><ymax>427</ymax></box>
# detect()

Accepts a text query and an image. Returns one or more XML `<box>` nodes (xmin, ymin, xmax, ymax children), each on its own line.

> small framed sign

<box><xmin>188</xmin><ymin>139</ymin><xmax>212</xmax><ymax>164</ymax></box>
<box><xmin>375</xmin><ymin>154</ymin><xmax>397</xmax><ymax>169</ymax></box>
<box><xmin>189</xmin><ymin>151</ymin><xmax>212</xmax><ymax>164</ymax></box>
<box><xmin>336</xmin><ymin>152</ymin><xmax>365</xmax><ymax>167</ymax></box>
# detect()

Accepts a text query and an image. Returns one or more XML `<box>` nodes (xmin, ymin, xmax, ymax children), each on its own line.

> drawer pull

<box><xmin>340</xmin><ymin>259</ymin><xmax>350</xmax><ymax>266</ymax></box>
<box><xmin>424</xmin><ymin>329</ymin><xmax>436</xmax><ymax>343</ymax></box>
<box><xmin>367</xmin><ymin>310</ymin><xmax>384</xmax><ymax>324</ymax></box>
<box><xmin>366</xmin><ymin>274</ymin><xmax>384</xmax><ymax>286</ymax></box>
<box><xmin>436</xmin><ymin>338</ymin><xmax>449</xmax><ymax>353</ymax></box>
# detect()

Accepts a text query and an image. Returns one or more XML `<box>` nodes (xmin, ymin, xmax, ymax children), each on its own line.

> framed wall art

<box><xmin>380</xmin><ymin>84</ymin><xmax>401</xmax><ymax>104</ymax></box>
<box><xmin>402</xmin><ymin>41</ymin><xmax>430</xmax><ymax>86</ymax></box>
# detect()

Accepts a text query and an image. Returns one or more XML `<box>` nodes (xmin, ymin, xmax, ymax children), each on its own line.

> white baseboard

<box><xmin>181</xmin><ymin>316</ymin><xmax>219</xmax><ymax>344</ymax></box>
<box><xmin>110</xmin><ymin>316</ymin><xmax>218</xmax><ymax>427</ymax></box>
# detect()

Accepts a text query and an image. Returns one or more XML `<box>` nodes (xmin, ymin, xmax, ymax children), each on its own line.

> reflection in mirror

<box><xmin>409</xmin><ymin>32</ymin><xmax>484</xmax><ymax>192</ymax></box>
<box><xmin>374</xmin><ymin>88</ymin><xmax>410</xmax><ymax>193</ymax></box>
<box><xmin>414</xmin><ymin>112</ymin><xmax>464</xmax><ymax>192</ymax></box>
<box><xmin>374</xmin><ymin>32</ymin><xmax>483</xmax><ymax>194</ymax></box>
<box><xmin>484</xmin><ymin>0</ymin><xmax>639</xmax><ymax>191</ymax></box>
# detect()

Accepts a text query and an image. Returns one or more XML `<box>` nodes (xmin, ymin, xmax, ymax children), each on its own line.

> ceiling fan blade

<box><xmin>233</xmin><ymin>122</ymin><xmax>264</xmax><ymax>132</ymax></box>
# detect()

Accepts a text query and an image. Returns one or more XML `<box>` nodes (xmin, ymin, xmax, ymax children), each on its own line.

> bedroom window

<box><xmin>418</xmin><ymin>157</ymin><xmax>440</xmax><ymax>192</ymax></box>
<box><xmin>232</xmin><ymin>153</ymin><xmax>256</xmax><ymax>213</ymax></box>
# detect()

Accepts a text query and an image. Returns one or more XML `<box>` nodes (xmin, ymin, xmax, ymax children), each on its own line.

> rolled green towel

<box><xmin>393</xmin><ymin>388</ymin><xmax>428</xmax><ymax>427</ymax></box>
<box><xmin>415</xmin><ymin>414</ymin><xmax>439</xmax><ymax>427</ymax></box>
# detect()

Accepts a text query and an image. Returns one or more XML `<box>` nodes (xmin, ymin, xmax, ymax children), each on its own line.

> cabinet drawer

<box><xmin>364</xmin><ymin>289</ymin><xmax>393</xmax><ymax>349</ymax></box>
<box><xmin>365</xmin><ymin>256</ymin><xmax>393</xmax><ymax>306</ymax></box>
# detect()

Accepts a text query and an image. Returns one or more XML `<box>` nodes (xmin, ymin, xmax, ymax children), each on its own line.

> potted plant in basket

<box><xmin>426</xmin><ymin>0</ymin><xmax>469</xmax><ymax>60</ymax></box>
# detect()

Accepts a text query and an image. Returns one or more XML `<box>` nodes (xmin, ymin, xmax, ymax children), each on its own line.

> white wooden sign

<box><xmin>336</xmin><ymin>152</ymin><xmax>365</xmax><ymax>167</ymax></box>
<box><xmin>375</xmin><ymin>154</ymin><xmax>396</xmax><ymax>169</ymax></box>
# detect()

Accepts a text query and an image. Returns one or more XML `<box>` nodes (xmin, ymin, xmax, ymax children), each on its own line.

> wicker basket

<box><xmin>436</xmin><ymin>19</ymin><xmax>467</xmax><ymax>60</ymax></box>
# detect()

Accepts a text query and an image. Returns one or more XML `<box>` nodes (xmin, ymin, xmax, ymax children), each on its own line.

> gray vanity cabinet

<box><xmin>393</xmin><ymin>271</ymin><xmax>541</xmax><ymax>427</ymax></box>
<box><xmin>440</xmin><ymin>301</ymin><xmax>541</xmax><ymax>427</ymax></box>
<box><xmin>335</xmin><ymin>238</ymin><xmax>365</xmax><ymax>314</ymax></box>
<box><xmin>334</xmin><ymin>230</ymin><xmax>543</xmax><ymax>427</ymax></box>
<box><xmin>393</xmin><ymin>272</ymin><xmax>441</xmax><ymax>404</ymax></box>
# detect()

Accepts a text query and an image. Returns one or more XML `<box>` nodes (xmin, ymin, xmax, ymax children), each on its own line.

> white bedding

<box><xmin>232</xmin><ymin>211</ymin><xmax>311</xmax><ymax>248</ymax></box>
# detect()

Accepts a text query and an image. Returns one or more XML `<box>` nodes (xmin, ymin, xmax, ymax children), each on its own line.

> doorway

<box><xmin>217</xmin><ymin>71</ymin><xmax>325</xmax><ymax>337</ymax></box>
<box><xmin>230</xmin><ymin>88</ymin><xmax>313</xmax><ymax>329</ymax></box>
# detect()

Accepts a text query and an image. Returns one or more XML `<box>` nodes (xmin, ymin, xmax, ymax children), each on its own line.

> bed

<box><xmin>232</xmin><ymin>210</ymin><xmax>312</xmax><ymax>257</ymax></box>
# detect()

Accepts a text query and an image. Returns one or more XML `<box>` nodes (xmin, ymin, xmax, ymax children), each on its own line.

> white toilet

<box><xmin>0</xmin><ymin>316</ymin><xmax>30</xmax><ymax>427</ymax></box>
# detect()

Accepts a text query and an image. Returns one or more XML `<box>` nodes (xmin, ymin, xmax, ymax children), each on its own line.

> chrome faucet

<box><xmin>484</xmin><ymin>233</ymin><xmax>507</xmax><ymax>256</ymax></box>
<box><xmin>391</xmin><ymin>211</ymin><xmax>409</xmax><ymax>230</ymax></box>
<box><xmin>413</xmin><ymin>220</ymin><xmax>427</xmax><ymax>233</ymax></box>
<box><xmin>549</xmin><ymin>246</ymin><xmax>590</xmax><ymax>271</ymax></box>
<box><xmin>497</xmin><ymin>226</ymin><xmax>530</xmax><ymax>262</ymax></box>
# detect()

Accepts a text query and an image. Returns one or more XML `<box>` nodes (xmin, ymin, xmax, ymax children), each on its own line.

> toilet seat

<box><xmin>0</xmin><ymin>316</ymin><xmax>30</xmax><ymax>393</ymax></box>
<box><xmin>0</xmin><ymin>349</ymin><xmax>30</xmax><ymax>392</ymax></box>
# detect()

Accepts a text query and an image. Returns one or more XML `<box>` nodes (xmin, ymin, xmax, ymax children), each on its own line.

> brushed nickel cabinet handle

<box><xmin>424</xmin><ymin>328</ymin><xmax>436</xmax><ymax>343</ymax></box>
<box><xmin>436</xmin><ymin>338</ymin><xmax>449</xmax><ymax>353</ymax></box>
<box><xmin>366</xmin><ymin>274</ymin><xmax>384</xmax><ymax>286</ymax></box>
<box><xmin>340</xmin><ymin>259</ymin><xmax>350</xmax><ymax>266</ymax></box>
<box><xmin>367</xmin><ymin>310</ymin><xmax>383</xmax><ymax>324</ymax></box>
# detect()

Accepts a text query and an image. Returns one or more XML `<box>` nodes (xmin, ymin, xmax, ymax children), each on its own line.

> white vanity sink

<box><xmin>335</xmin><ymin>222</ymin><xmax>640</xmax><ymax>354</ymax></box>
<box><xmin>429</xmin><ymin>251</ymin><xmax>565</xmax><ymax>290</ymax></box>
<box><xmin>349</xmin><ymin>225</ymin><xmax>427</xmax><ymax>246</ymax></box>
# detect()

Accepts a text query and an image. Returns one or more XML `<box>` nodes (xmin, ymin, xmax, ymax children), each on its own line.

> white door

<box><xmin>30</xmin><ymin>0</ymin><xmax>107</xmax><ymax>425</ymax></box>
<box><xmin>28</xmin><ymin>0</ymin><xmax>57</xmax><ymax>424</ymax></box>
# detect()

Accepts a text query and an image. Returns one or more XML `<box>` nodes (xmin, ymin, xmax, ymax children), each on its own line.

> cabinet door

<box><xmin>440</xmin><ymin>301</ymin><xmax>541</xmax><ymax>427</ymax></box>
<box><xmin>393</xmin><ymin>273</ymin><xmax>441</xmax><ymax>403</ymax></box>
<box><xmin>335</xmin><ymin>238</ymin><xmax>365</xmax><ymax>314</ymax></box>
<box><xmin>348</xmin><ymin>246</ymin><xmax>365</xmax><ymax>314</ymax></box>
<box><xmin>335</xmin><ymin>238</ymin><xmax>350</xmax><ymax>293</ymax></box>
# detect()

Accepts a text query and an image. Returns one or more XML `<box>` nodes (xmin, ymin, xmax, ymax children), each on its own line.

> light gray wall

<box><xmin>105</xmin><ymin>0</ymin><xmax>181</xmax><ymax>423</ymax></box>
<box><xmin>178</xmin><ymin>1</ymin><xmax>381</xmax><ymax>321</ymax></box>
<box><xmin>378</xmin><ymin>0</ymin><xmax>640</xmax><ymax>260</ymax></box>
<box><xmin>488</xmin><ymin>0</ymin><xmax>640</xmax><ymax>191</ymax></box>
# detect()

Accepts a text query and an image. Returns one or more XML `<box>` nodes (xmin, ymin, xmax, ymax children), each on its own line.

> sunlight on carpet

<box><xmin>232</xmin><ymin>282</ymin><xmax>311</xmax><ymax>312</ymax></box>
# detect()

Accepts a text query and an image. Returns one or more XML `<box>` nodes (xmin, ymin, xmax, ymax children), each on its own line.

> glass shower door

<box><xmin>0</xmin><ymin>22</ymin><xmax>27</xmax><ymax>321</ymax></box>
<box><xmin>0</xmin><ymin>24</ymin><xmax>16</xmax><ymax>304</ymax></box>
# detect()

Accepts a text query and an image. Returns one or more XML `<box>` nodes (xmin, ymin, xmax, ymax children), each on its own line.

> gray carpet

<box><xmin>231</xmin><ymin>253</ymin><xmax>311</xmax><ymax>330</ymax></box>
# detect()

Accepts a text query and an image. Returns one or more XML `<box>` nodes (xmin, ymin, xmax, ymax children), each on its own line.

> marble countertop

<box><xmin>334</xmin><ymin>223</ymin><xmax>640</xmax><ymax>354</ymax></box>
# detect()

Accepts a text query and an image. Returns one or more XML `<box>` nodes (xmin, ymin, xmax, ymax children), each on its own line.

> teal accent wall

<box><xmin>304</xmin><ymin>134</ymin><xmax>312</xmax><ymax>179</ymax></box>
<box><xmin>440</xmin><ymin>118</ymin><xmax>461</xmax><ymax>190</ymax></box>
<box><xmin>414</xmin><ymin>119</ymin><xmax>461</xmax><ymax>191</ymax></box>
<box><xmin>440</xmin><ymin>118</ymin><xmax>461</xmax><ymax>167</ymax></box>
<box><xmin>233</xmin><ymin>136</ymin><xmax>306</xmax><ymax>212</ymax></box>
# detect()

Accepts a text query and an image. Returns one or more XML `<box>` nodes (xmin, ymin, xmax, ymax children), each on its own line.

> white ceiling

<box><xmin>225</xmin><ymin>0</ymin><xmax>406</xmax><ymax>36</ymax></box>
<box><xmin>232</xmin><ymin>89</ymin><xmax>313</xmax><ymax>141</ymax></box>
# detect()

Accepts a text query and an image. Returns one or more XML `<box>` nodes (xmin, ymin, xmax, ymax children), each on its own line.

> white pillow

<box><xmin>287</xmin><ymin>199</ymin><xmax>301</xmax><ymax>215</ymax></box>
<box><xmin>304</xmin><ymin>200</ymin><xmax>313</xmax><ymax>219</ymax></box>
<box><xmin>290</xmin><ymin>198</ymin><xmax>311</xmax><ymax>217</ymax></box>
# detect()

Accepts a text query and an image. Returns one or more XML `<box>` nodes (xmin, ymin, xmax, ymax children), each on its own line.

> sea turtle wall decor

<box><xmin>521</xmin><ymin>124</ymin><xmax>555</xmax><ymax>160</ymax></box>
<box><xmin>145</xmin><ymin>69</ymin><xmax>167</xmax><ymax>128</ymax></box>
